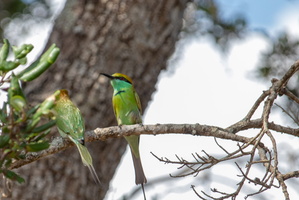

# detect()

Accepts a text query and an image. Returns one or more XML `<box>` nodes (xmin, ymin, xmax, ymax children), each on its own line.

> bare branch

<box><xmin>275</xmin><ymin>103</ymin><xmax>299</xmax><ymax>126</ymax></box>
<box><xmin>7</xmin><ymin>60</ymin><xmax>299</xmax><ymax>200</ymax></box>
<box><xmin>279</xmin><ymin>60</ymin><xmax>299</xmax><ymax>89</ymax></box>
<box><xmin>9</xmin><ymin>118</ymin><xmax>299</xmax><ymax>170</ymax></box>
<box><xmin>9</xmin><ymin>137</ymin><xmax>73</xmax><ymax>169</ymax></box>
<box><xmin>227</xmin><ymin>118</ymin><xmax>299</xmax><ymax>137</ymax></box>
<box><xmin>281</xmin><ymin>88</ymin><xmax>299</xmax><ymax>104</ymax></box>
<box><xmin>214</xmin><ymin>137</ymin><xmax>230</xmax><ymax>155</ymax></box>
<box><xmin>282</xmin><ymin>170</ymin><xmax>299</xmax><ymax>180</ymax></box>
<box><xmin>244</xmin><ymin>90</ymin><xmax>270</xmax><ymax>121</ymax></box>
<box><xmin>10</xmin><ymin>123</ymin><xmax>255</xmax><ymax>170</ymax></box>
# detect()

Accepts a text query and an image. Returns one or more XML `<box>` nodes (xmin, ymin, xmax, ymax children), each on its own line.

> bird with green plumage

<box><xmin>101</xmin><ymin>73</ymin><xmax>147</xmax><ymax>199</ymax></box>
<box><xmin>53</xmin><ymin>89</ymin><xmax>100</xmax><ymax>185</ymax></box>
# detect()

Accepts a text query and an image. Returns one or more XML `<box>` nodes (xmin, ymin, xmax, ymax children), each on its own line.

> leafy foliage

<box><xmin>256</xmin><ymin>32</ymin><xmax>299</xmax><ymax>124</ymax></box>
<box><xmin>257</xmin><ymin>32</ymin><xmax>299</xmax><ymax>86</ymax></box>
<box><xmin>0</xmin><ymin>0</ymin><xmax>51</xmax><ymax>40</ymax></box>
<box><xmin>184</xmin><ymin>0</ymin><xmax>247</xmax><ymax>50</ymax></box>
<box><xmin>0</xmin><ymin>39</ymin><xmax>59</xmax><ymax>183</ymax></box>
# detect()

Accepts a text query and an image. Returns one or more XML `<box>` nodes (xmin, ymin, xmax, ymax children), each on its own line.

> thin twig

<box><xmin>275</xmin><ymin>103</ymin><xmax>299</xmax><ymax>126</ymax></box>
<box><xmin>282</xmin><ymin>88</ymin><xmax>299</xmax><ymax>104</ymax></box>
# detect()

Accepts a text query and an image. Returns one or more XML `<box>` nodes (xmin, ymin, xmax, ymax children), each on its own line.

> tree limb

<box><xmin>8</xmin><ymin>60</ymin><xmax>299</xmax><ymax>200</ymax></box>
<box><xmin>6</xmin><ymin>122</ymin><xmax>263</xmax><ymax>170</ymax></box>
<box><xmin>9</xmin><ymin>119</ymin><xmax>299</xmax><ymax>170</ymax></box>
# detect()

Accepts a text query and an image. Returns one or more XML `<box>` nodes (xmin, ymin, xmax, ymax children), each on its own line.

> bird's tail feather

<box><xmin>86</xmin><ymin>163</ymin><xmax>101</xmax><ymax>185</ymax></box>
<box><xmin>76</xmin><ymin>142</ymin><xmax>101</xmax><ymax>185</ymax></box>
<box><xmin>141</xmin><ymin>183</ymin><xmax>146</xmax><ymax>200</ymax></box>
<box><xmin>130</xmin><ymin>149</ymin><xmax>147</xmax><ymax>185</ymax></box>
<box><xmin>131</xmin><ymin>151</ymin><xmax>147</xmax><ymax>199</ymax></box>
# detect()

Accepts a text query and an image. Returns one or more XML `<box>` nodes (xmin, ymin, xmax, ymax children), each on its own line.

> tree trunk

<box><xmin>11</xmin><ymin>0</ymin><xmax>188</xmax><ymax>199</ymax></box>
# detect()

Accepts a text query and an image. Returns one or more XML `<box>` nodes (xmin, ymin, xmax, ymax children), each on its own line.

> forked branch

<box><xmin>8</xmin><ymin>60</ymin><xmax>299</xmax><ymax>200</ymax></box>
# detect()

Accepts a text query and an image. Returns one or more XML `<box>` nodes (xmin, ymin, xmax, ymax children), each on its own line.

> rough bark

<box><xmin>10</xmin><ymin>0</ymin><xmax>188</xmax><ymax>199</ymax></box>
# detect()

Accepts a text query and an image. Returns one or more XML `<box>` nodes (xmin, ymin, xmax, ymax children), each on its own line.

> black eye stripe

<box><xmin>116</xmin><ymin>76</ymin><xmax>132</xmax><ymax>84</ymax></box>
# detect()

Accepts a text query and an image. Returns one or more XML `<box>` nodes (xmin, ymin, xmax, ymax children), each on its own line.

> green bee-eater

<box><xmin>101</xmin><ymin>73</ymin><xmax>147</xmax><ymax>197</ymax></box>
<box><xmin>53</xmin><ymin>89</ymin><xmax>100</xmax><ymax>185</ymax></box>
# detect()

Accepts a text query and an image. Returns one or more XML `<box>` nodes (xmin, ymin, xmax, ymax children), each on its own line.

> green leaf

<box><xmin>18</xmin><ymin>61</ymin><xmax>49</xmax><ymax>82</ymax></box>
<box><xmin>32</xmin><ymin>92</ymin><xmax>57</xmax><ymax>120</ymax></box>
<box><xmin>0</xmin><ymin>102</ymin><xmax>8</xmax><ymax>123</ymax></box>
<box><xmin>8</xmin><ymin>74</ymin><xmax>26</xmax><ymax>101</ymax></box>
<box><xmin>10</xmin><ymin>95</ymin><xmax>26</xmax><ymax>112</ymax></box>
<box><xmin>1</xmin><ymin>126</ymin><xmax>9</xmax><ymax>133</ymax></box>
<box><xmin>25</xmin><ymin>132</ymin><xmax>39</xmax><ymax>140</ymax></box>
<box><xmin>0</xmin><ymin>60</ymin><xmax>19</xmax><ymax>72</ymax></box>
<box><xmin>46</xmin><ymin>47</ymin><xmax>60</xmax><ymax>64</ymax></box>
<box><xmin>30</xmin><ymin>129</ymin><xmax>51</xmax><ymax>142</ymax></box>
<box><xmin>0</xmin><ymin>134</ymin><xmax>10</xmax><ymax>148</ymax></box>
<box><xmin>26</xmin><ymin>104</ymin><xmax>40</xmax><ymax>116</ymax></box>
<box><xmin>18</xmin><ymin>44</ymin><xmax>60</xmax><ymax>82</ymax></box>
<box><xmin>39</xmin><ymin>44</ymin><xmax>60</xmax><ymax>63</ymax></box>
<box><xmin>0</xmin><ymin>39</ymin><xmax>10</xmax><ymax>62</ymax></box>
<box><xmin>26</xmin><ymin>141</ymin><xmax>50</xmax><ymax>152</ymax></box>
<box><xmin>12</xmin><ymin>44</ymin><xmax>34</xmax><ymax>59</ymax></box>
<box><xmin>4</xmin><ymin>159</ymin><xmax>12</xmax><ymax>168</ymax></box>
<box><xmin>31</xmin><ymin>120</ymin><xmax>56</xmax><ymax>133</ymax></box>
<box><xmin>26</xmin><ymin>117</ymin><xmax>40</xmax><ymax>132</ymax></box>
<box><xmin>18</xmin><ymin>57</ymin><xmax>27</xmax><ymax>65</ymax></box>
<box><xmin>2</xmin><ymin>169</ymin><xmax>25</xmax><ymax>183</ymax></box>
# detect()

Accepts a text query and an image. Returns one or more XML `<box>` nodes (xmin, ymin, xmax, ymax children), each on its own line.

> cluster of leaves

<box><xmin>257</xmin><ymin>32</ymin><xmax>299</xmax><ymax>88</ymax></box>
<box><xmin>256</xmin><ymin>32</ymin><xmax>299</xmax><ymax>124</ymax></box>
<box><xmin>184</xmin><ymin>0</ymin><xmax>247</xmax><ymax>50</ymax></box>
<box><xmin>0</xmin><ymin>39</ymin><xmax>60</xmax><ymax>183</ymax></box>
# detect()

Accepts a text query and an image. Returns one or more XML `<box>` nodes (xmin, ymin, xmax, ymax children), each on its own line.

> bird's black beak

<box><xmin>100</xmin><ymin>73</ymin><xmax>114</xmax><ymax>79</ymax></box>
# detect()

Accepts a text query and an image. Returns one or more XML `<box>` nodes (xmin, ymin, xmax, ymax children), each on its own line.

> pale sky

<box><xmin>106</xmin><ymin>35</ymin><xmax>269</xmax><ymax>200</ymax></box>
<box><xmin>105</xmin><ymin>1</ymin><xmax>299</xmax><ymax>200</ymax></box>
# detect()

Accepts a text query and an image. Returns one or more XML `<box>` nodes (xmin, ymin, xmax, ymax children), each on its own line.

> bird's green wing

<box><xmin>134</xmin><ymin>90</ymin><xmax>142</xmax><ymax>115</ymax></box>
<box><xmin>112</xmin><ymin>96</ymin><xmax>119</xmax><ymax>123</ymax></box>
<box><xmin>55</xmin><ymin>103</ymin><xmax>84</xmax><ymax>140</ymax></box>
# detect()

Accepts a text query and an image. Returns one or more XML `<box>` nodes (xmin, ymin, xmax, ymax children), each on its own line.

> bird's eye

<box><xmin>116</xmin><ymin>76</ymin><xmax>131</xmax><ymax>84</ymax></box>
<box><xmin>118</xmin><ymin>77</ymin><xmax>127</xmax><ymax>81</ymax></box>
